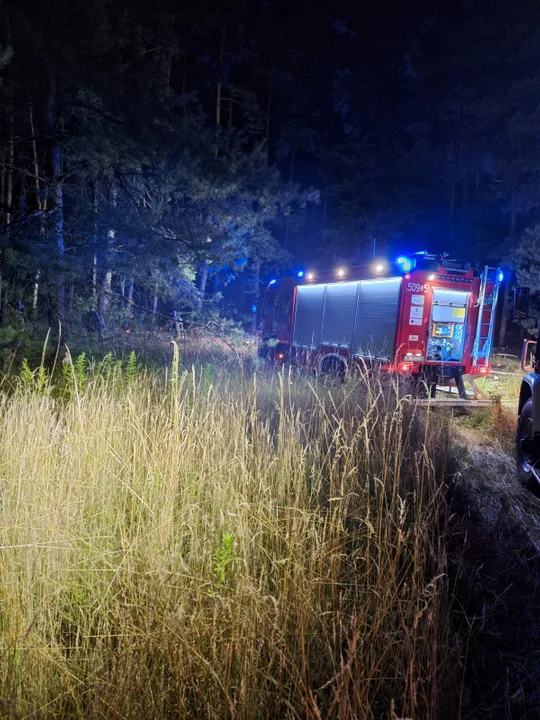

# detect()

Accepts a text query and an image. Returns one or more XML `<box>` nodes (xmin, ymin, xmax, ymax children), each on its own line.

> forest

<box><xmin>0</xmin><ymin>0</ymin><xmax>539</xmax><ymax>350</ymax></box>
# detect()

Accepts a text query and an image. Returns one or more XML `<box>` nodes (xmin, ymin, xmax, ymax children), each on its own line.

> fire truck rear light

<box><xmin>404</xmin><ymin>273</ymin><xmax>411</xmax><ymax>279</ymax></box>
<box><xmin>428</xmin><ymin>274</ymin><xmax>436</xmax><ymax>280</ymax></box>
<box><xmin>307</xmin><ymin>272</ymin><xmax>315</xmax><ymax>281</ymax></box>
<box><xmin>479</xmin><ymin>366</ymin><xmax>488</xmax><ymax>374</ymax></box>
<box><xmin>398</xmin><ymin>362</ymin><xmax>413</xmax><ymax>372</ymax></box>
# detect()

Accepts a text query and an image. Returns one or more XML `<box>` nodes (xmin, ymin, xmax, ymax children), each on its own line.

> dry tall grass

<box><xmin>0</xmin><ymin>354</ymin><xmax>463</xmax><ymax>719</ymax></box>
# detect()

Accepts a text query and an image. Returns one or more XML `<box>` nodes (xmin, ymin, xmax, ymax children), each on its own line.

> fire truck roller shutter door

<box><xmin>352</xmin><ymin>277</ymin><xmax>402</xmax><ymax>361</ymax></box>
<box><xmin>321</xmin><ymin>281</ymin><xmax>360</xmax><ymax>347</ymax></box>
<box><xmin>427</xmin><ymin>288</ymin><xmax>469</xmax><ymax>362</ymax></box>
<box><xmin>293</xmin><ymin>284</ymin><xmax>326</xmax><ymax>348</ymax></box>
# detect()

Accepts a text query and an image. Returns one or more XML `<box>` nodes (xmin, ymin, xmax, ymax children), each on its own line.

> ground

<box><xmin>446</xmin><ymin>354</ymin><xmax>540</xmax><ymax>718</ymax></box>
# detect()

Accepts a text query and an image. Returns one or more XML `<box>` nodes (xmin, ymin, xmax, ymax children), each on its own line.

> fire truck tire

<box><xmin>415</xmin><ymin>371</ymin><xmax>437</xmax><ymax>399</ymax></box>
<box><xmin>319</xmin><ymin>356</ymin><xmax>346</xmax><ymax>383</ymax></box>
<box><xmin>516</xmin><ymin>399</ymin><xmax>539</xmax><ymax>490</ymax></box>
<box><xmin>257</xmin><ymin>341</ymin><xmax>272</xmax><ymax>360</ymax></box>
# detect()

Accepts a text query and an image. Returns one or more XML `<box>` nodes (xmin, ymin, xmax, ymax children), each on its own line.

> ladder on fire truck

<box><xmin>471</xmin><ymin>266</ymin><xmax>501</xmax><ymax>369</ymax></box>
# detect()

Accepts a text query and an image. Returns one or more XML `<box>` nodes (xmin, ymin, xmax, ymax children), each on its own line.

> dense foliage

<box><xmin>0</xmin><ymin>0</ymin><xmax>538</xmax><ymax>338</ymax></box>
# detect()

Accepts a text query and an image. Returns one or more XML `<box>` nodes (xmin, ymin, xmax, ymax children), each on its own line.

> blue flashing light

<box><xmin>396</xmin><ymin>255</ymin><xmax>414</xmax><ymax>273</ymax></box>
<box><xmin>498</xmin><ymin>271</ymin><xmax>504</xmax><ymax>283</ymax></box>
<box><xmin>297</xmin><ymin>270</ymin><xmax>305</xmax><ymax>278</ymax></box>
<box><xmin>268</xmin><ymin>278</ymin><xmax>278</xmax><ymax>286</ymax></box>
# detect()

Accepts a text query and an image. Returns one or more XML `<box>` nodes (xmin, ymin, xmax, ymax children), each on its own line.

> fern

<box><xmin>61</xmin><ymin>358</ymin><xmax>74</xmax><ymax>398</ymax></box>
<box><xmin>35</xmin><ymin>365</ymin><xmax>49</xmax><ymax>395</ymax></box>
<box><xmin>17</xmin><ymin>359</ymin><xmax>34</xmax><ymax>395</ymax></box>
<box><xmin>97</xmin><ymin>352</ymin><xmax>114</xmax><ymax>380</ymax></box>
<box><xmin>114</xmin><ymin>359</ymin><xmax>124</xmax><ymax>380</ymax></box>
<box><xmin>125</xmin><ymin>351</ymin><xmax>137</xmax><ymax>385</ymax></box>
<box><xmin>16</xmin><ymin>359</ymin><xmax>51</xmax><ymax>396</ymax></box>
<box><xmin>74</xmin><ymin>353</ymin><xmax>87</xmax><ymax>393</ymax></box>
<box><xmin>212</xmin><ymin>532</ymin><xmax>239</xmax><ymax>587</ymax></box>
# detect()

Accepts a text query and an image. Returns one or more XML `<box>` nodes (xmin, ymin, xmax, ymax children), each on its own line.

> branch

<box><xmin>66</xmin><ymin>102</ymin><xmax>126</xmax><ymax>126</ymax></box>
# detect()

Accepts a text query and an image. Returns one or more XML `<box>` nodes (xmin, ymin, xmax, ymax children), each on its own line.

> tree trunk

<box><xmin>448</xmin><ymin>104</ymin><xmax>462</xmax><ymax>251</ymax></box>
<box><xmin>92</xmin><ymin>254</ymin><xmax>98</xmax><ymax>305</ymax></box>
<box><xmin>238</xmin><ymin>268</ymin><xmax>246</xmax><ymax>316</ymax></box>
<box><xmin>215</xmin><ymin>30</ymin><xmax>225</xmax><ymax>127</ymax></box>
<box><xmin>474</xmin><ymin>168</ymin><xmax>482</xmax><ymax>266</ymax></box>
<box><xmin>182</xmin><ymin>74</ymin><xmax>186</xmax><ymax>120</ymax></box>
<box><xmin>199</xmin><ymin>266</ymin><xmax>208</xmax><ymax>294</ymax></box>
<box><xmin>288</xmin><ymin>148</ymin><xmax>295</xmax><ymax>184</ymax></box>
<box><xmin>98</xmin><ymin>185</ymin><xmax>117</xmax><ymax>323</ymax></box>
<box><xmin>99</xmin><ymin>263</ymin><xmax>113</xmax><ymax>320</ymax></box>
<box><xmin>45</xmin><ymin>71</ymin><xmax>65</xmax><ymax>324</ymax></box>
<box><xmin>497</xmin><ymin>176</ymin><xmax>518</xmax><ymax>347</ymax></box>
<box><xmin>165</xmin><ymin>46</ymin><xmax>173</xmax><ymax>90</ymax></box>
<box><xmin>0</xmin><ymin>13</ymin><xmax>12</xmax><ymax>326</ymax></box>
<box><xmin>1</xmin><ymin>99</ymin><xmax>13</xmax><ymax>326</ymax></box>
<box><xmin>449</xmin><ymin>163</ymin><xmax>456</xmax><ymax>251</ymax></box>
<box><xmin>68</xmin><ymin>282</ymin><xmax>75</xmax><ymax>312</ymax></box>
<box><xmin>32</xmin><ymin>270</ymin><xmax>40</xmax><ymax>316</ymax></box>
<box><xmin>29</xmin><ymin>103</ymin><xmax>42</xmax><ymax>316</ymax></box>
<box><xmin>282</xmin><ymin>150</ymin><xmax>296</xmax><ymax>253</ymax></box>
<box><xmin>196</xmin><ymin>266</ymin><xmax>208</xmax><ymax>312</ymax></box>
<box><xmin>152</xmin><ymin>290</ymin><xmax>158</xmax><ymax>328</ymax></box>
<box><xmin>264</xmin><ymin>70</ymin><xmax>273</xmax><ymax>166</ymax></box>
<box><xmin>92</xmin><ymin>181</ymin><xmax>99</xmax><ymax>306</ymax></box>
<box><xmin>29</xmin><ymin>103</ymin><xmax>41</xmax><ymax>209</ymax></box>
<box><xmin>127</xmin><ymin>278</ymin><xmax>134</xmax><ymax>304</ymax></box>
<box><xmin>497</xmin><ymin>280</ymin><xmax>511</xmax><ymax>349</ymax></box>
<box><xmin>251</xmin><ymin>261</ymin><xmax>260</xmax><ymax>333</ymax></box>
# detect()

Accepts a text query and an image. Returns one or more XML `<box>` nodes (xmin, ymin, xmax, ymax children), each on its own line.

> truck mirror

<box><xmin>513</xmin><ymin>287</ymin><xmax>530</xmax><ymax>320</ymax></box>
<box><xmin>521</xmin><ymin>339</ymin><xmax>537</xmax><ymax>372</ymax></box>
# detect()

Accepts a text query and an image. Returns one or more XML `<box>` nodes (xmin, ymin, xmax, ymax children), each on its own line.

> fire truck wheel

<box><xmin>257</xmin><ymin>338</ymin><xmax>276</xmax><ymax>362</ymax></box>
<box><xmin>414</xmin><ymin>372</ymin><xmax>437</xmax><ymax>399</ymax></box>
<box><xmin>320</xmin><ymin>356</ymin><xmax>346</xmax><ymax>383</ymax></box>
<box><xmin>257</xmin><ymin>343</ymin><xmax>270</xmax><ymax>360</ymax></box>
<box><xmin>516</xmin><ymin>399</ymin><xmax>539</xmax><ymax>490</ymax></box>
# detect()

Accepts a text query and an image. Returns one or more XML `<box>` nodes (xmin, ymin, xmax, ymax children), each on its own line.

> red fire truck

<box><xmin>258</xmin><ymin>253</ymin><xmax>502</xmax><ymax>398</ymax></box>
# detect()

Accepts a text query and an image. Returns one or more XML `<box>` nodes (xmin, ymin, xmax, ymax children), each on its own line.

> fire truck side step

<box><xmin>414</xmin><ymin>398</ymin><xmax>494</xmax><ymax>407</ymax></box>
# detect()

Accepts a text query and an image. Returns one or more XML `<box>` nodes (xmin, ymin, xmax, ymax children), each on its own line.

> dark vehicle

<box><xmin>514</xmin><ymin>288</ymin><xmax>540</xmax><ymax>489</ymax></box>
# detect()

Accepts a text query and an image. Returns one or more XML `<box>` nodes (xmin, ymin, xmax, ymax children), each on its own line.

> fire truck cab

<box><xmin>259</xmin><ymin>253</ymin><xmax>502</xmax><ymax>397</ymax></box>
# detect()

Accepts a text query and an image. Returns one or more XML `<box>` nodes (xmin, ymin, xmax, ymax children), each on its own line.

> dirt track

<box><xmin>450</xmin><ymin>440</ymin><xmax>540</xmax><ymax>719</ymax></box>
